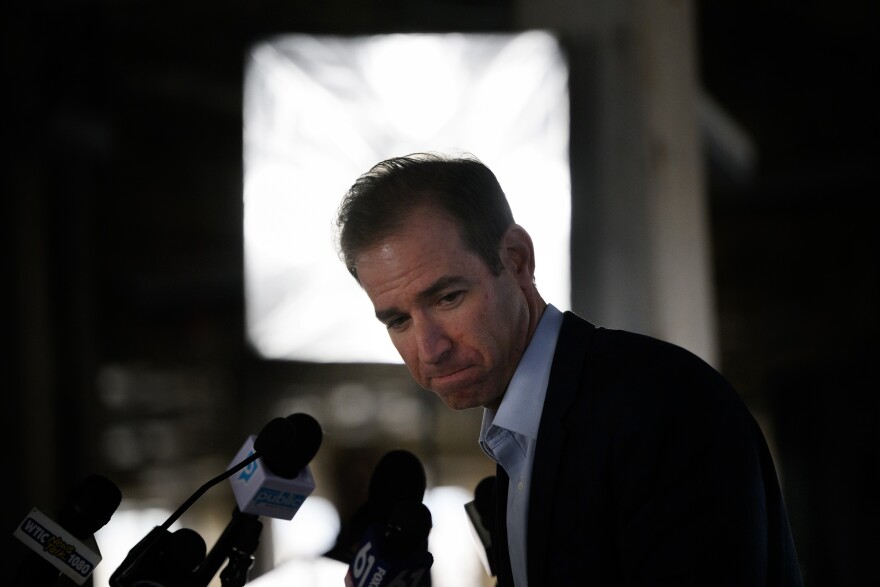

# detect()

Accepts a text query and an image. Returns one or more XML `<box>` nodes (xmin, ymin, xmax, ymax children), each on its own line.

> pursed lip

<box><xmin>427</xmin><ymin>365</ymin><xmax>474</xmax><ymax>388</ymax></box>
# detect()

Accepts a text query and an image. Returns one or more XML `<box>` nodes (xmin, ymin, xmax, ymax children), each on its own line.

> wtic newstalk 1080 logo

<box><xmin>14</xmin><ymin>508</ymin><xmax>102</xmax><ymax>585</ymax></box>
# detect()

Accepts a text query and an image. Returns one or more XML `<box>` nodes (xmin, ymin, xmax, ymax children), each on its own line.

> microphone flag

<box><xmin>228</xmin><ymin>434</ymin><xmax>316</xmax><ymax>520</ymax></box>
<box><xmin>14</xmin><ymin>507</ymin><xmax>102</xmax><ymax>585</ymax></box>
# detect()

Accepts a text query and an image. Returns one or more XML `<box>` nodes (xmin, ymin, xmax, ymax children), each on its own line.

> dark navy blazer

<box><xmin>492</xmin><ymin>312</ymin><xmax>802</xmax><ymax>586</ymax></box>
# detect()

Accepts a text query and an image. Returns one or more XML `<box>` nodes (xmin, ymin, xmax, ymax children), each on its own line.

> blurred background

<box><xmin>6</xmin><ymin>1</ymin><xmax>878</xmax><ymax>586</ymax></box>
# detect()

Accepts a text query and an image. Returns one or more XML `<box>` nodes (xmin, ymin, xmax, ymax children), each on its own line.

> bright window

<box><xmin>243</xmin><ymin>31</ymin><xmax>571</xmax><ymax>363</ymax></box>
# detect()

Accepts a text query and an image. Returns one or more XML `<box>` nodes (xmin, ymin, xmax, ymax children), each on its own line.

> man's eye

<box><xmin>386</xmin><ymin>316</ymin><xmax>408</xmax><ymax>330</ymax></box>
<box><xmin>438</xmin><ymin>291</ymin><xmax>463</xmax><ymax>306</ymax></box>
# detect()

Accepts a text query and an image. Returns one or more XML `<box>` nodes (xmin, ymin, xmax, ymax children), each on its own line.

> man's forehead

<box><xmin>371</xmin><ymin>206</ymin><xmax>463</xmax><ymax>251</ymax></box>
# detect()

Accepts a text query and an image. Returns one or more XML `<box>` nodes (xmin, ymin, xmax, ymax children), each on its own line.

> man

<box><xmin>334</xmin><ymin>152</ymin><xmax>802</xmax><ymax>585</ymax></box>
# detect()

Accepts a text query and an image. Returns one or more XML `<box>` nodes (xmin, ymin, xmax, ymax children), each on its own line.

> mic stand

<box><xmin>190</xmin><ymin>507</ymin><xmax>262</xmax><ymax>587</ymax></box>
<box><xmin>219</xmin><ymin>515</ymin><xmax>262</xmax><ymax>587</ymax></box>
<box><xmin>111</xmin><ymin>454</ymin><xmax>260</xmax><ymax>587</ymax></box>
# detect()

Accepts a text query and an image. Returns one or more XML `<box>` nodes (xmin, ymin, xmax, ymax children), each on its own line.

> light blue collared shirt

<box><xmin>478</xmin><ymin>303</ymin><xmax>564</xmax><ymax>587</ymax></box>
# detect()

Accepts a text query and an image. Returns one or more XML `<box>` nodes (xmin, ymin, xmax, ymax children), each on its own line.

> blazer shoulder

<box><xmin>583</xmin><ymin>319</ymin><xmax>718</xmax><ymax>378</ymax></box>
<box><xmin>555</xmin><ymin>312</ymin><xmax>739</xmax><ymax>411</ymax></box>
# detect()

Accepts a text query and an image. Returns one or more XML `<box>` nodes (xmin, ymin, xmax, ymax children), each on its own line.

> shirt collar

<box><xmin>481</xmin><ymin>303</ymin><xmax>564</xmax><ymax>441</ymax></box>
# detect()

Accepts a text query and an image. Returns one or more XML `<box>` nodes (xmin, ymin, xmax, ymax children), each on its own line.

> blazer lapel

<box><xmin>526</xmin><ymin>312</ymin><xmax>595</xmax><ymax>584</ymax></box>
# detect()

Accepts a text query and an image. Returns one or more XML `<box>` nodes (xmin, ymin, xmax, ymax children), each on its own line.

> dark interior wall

<box><xmin>6</xmin><ymin>0</ymin><xmax>519</xmax><ymax>568</ymax></box>
<box><xmin>698</xmin><ymin>2</ymin><xmax>879</xmax><ymax>583</ymax></box>
<box><xmin>6</xmin><ymin>1</ymin><xmax>879</xmax><ymax>584</ymax></box>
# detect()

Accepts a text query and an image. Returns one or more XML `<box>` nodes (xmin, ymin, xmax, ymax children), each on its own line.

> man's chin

<box><xmin>434</xmin><ymin>390</ymin><xmax>484</xmax><ymax>411</ymax></box>
<box><xmin>444</xmin><ymin>400</ymin><xmax>483</xmax><ymax>411</ymax></box>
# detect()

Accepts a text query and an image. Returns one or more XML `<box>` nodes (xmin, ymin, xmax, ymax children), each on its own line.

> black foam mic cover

<box><xmin>325</xmin><ymin>449</ymin><xmax>427</xmax><ymax>565</ymax></box>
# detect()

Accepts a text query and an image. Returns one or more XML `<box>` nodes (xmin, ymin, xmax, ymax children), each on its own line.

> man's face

<box><xmin>354</xmin><ymin>206</ymin><xmax>532</xmax><ymax>410</ymax></box>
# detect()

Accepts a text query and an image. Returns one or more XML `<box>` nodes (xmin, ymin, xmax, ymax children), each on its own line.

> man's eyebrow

<box><xmin>420</xmin><ymin>275</ymin><xmax>469</xmax><ymax>300</ymax></box>
<box><xmin>374</xmin><ymin>275</ymin><xmax>469</xmax><ymax>323</ymax></box>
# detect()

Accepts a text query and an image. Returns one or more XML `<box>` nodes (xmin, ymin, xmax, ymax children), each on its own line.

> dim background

<box><xmin>5</xmin><ymin>1</ymin><xmax>878</xmax><ymax>586</ymax></box>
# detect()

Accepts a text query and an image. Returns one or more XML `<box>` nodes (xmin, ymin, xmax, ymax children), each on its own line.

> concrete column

<box><xmin>517</xmin><ymin>0</ymin><xmax>719</xmax><ymax>366</ymax></box>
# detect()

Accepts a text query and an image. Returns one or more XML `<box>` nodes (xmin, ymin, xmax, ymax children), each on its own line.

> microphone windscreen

<box><xmin>253</xmin><ymin>417</ymin><xmax>298</xmax><ymax>476</ymax></box>
<box><xmin>59</xmin><ymin>473</ymin><xmax>123</xmax><ymax>538</ymax></box>
<box><xmin>367</xmin><ymin>449</ymin><xmax>427</xmax><ymax>520</ymax></box>
<box><xmin>323</xmin><ymin>449</ymin><xmax>427</xmax><ymax>565</ymax></box>
<box><xmin>383</xmin><ymin>500</ymin><xmax>432</xmax><ymax>559</ymax></box>
<box><xmin>284</xmin><ymin>412</ymin><xmax>324</xmax><ymax>474</ymax></box>
<box><xmin>254</xmin><ymin>417</ymin><xmax>296</xmax><ymax>462</ymax></box>
<box><xmin>167</xmin><ymin>527</ymin><xmax>208</xmax><ymax>574</ymax></box>
<box><xmin>252</xmin><ymin>413</ymin><xmax>323</xmax><ymax>478</ymax></box>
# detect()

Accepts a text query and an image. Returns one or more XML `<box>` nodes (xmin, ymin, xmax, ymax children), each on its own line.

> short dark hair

<box><xmin>335</xmin><ymin>152</ymin><xmax>515</xmax><ymax>283</ymax></box>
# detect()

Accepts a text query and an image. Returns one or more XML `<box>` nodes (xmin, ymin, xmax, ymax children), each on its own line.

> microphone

<box><xmin>190</xmin><ymin>412</ymin><xmax>323</xmax><ymax>586</ymax></box>
<box><xmin>464</xmin><ymin>475</ymin><xmax>496</xmax><ymax>576</ymax></box>
<box><xmin>111</xmin><ymin>413</ymin><xmax>319</xmax><ymax>586</ymax></box>
<box><xmin>325</xmin><ymin>448</ymin><xmax>428</xmax><ymax>565</ymax></box>
<box><xmin>189</xmin><ymin>508</ymin><xmax>261</xmax><ymax>587</ymax></box>
<box><xmin>12</xmin><ymin>473</ymin><xmax>122</xmax><ymax>586</ymax></box>
<box><xmin>109</xmin><ymin>526</ymin><xmax>207</xmax><ymax>587</ymax></box>
<box><xmin>344</xmin><ymin>499</ymin><xmax>434</xmax><ymax>587</ymax></box>
<box><xmin>329</xmin><ymin>449</ymin><xmax>433</xmax><ymax>587</ymax></box>
<box><xmin>228</xmin><ymin>412</ymin><xmax>323</xmax><ymax>519</ymax></box>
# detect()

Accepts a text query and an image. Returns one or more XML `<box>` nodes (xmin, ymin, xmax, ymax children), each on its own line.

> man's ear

<box><xmin>501</xmin><ymin>224</ymin><xmax>536</xmax><ymax>284</ymax></box>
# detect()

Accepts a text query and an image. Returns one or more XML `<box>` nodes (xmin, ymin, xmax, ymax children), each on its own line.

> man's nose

<box><xmin>416</xmin><ymin>317</ymin><xmax>452</xmax><ymax>364</ymax></box>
